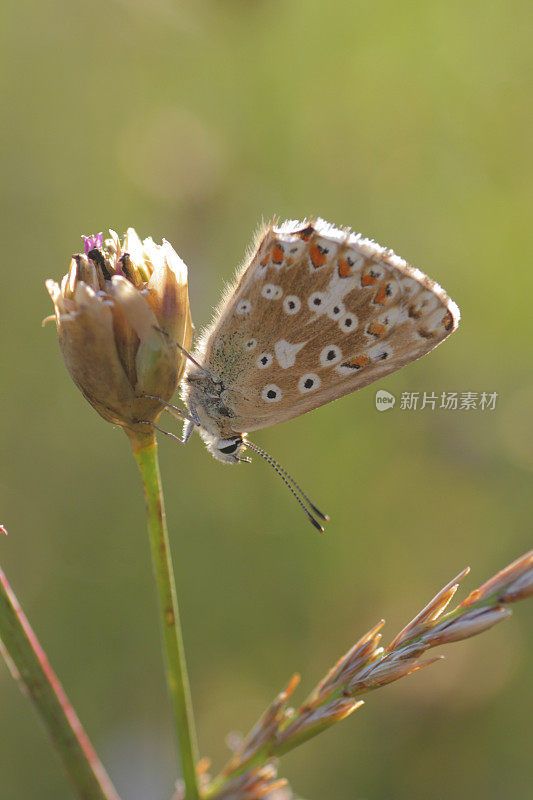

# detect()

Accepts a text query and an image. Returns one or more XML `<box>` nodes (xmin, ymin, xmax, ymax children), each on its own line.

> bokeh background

<box><xmin>1</xmin><ymin>1</ymin><xmax>532</xmax><ymax>798</ymax></box>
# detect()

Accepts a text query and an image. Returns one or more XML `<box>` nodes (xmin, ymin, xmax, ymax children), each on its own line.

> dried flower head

<box><xmin>46</xmin><ymin>229</ymin><xmax>192</xmax><ymax>444</ymax></box>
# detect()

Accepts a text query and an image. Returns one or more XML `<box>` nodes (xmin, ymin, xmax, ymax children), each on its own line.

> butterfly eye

<box><xmin>283</xmin><ymin>295</ymin><xmax>301</xmax><ymax>314</ymax></box>
<box><xmin>236</xmin><ymin>299</ymin><xmax>252</xmax><ymax>315</ymax></box>
<box><xmin>339</xmin><ymin>313</ymin><xmax>358</xmax><ymax>332</ymax></box>
<box><xmin>256</xmin><ymin>352</ymin><xmax>273</xmax><ymax>369</ymax></box>
<box><xmin>261</xmin><ymin>283</ymin><xmax>282</xmax><ymax>300</ymax></box>
<box><xmin>218</xmin><ymin>437</ymin><xmax>243</xmax><ymax>455</ymax></box>
<box><xmin>307</xmin><ymin>291</ymin><xmax>326</xmax><ymax>311</ymax></box>
<box><xmin>244</xmin><ymin>338</ymin><xmax>257</xmax><ymax>350</ymax></box>
<box><xmin>319</xmin><ymin>345</ymin><xmax>342</xmax><ymax>366</ymax></box>
<box><xmin>261</xmin><ymin>384</ymin><xmax>282</xmax><ymax>402</ymax></box>
<box><xmin>298</xmin><ymin>373</ymin><xmax>321</xmax><ymax>393</ymax></box>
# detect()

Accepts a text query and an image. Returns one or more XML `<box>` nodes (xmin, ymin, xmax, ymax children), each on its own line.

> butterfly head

<box><xmin>202</xmin><ymin>432</ymin><xmax>250</xmax><ymax>464</ymax></box>
<box><xmin>177</xmin><ymin>351</ymin><xmax>329</xmax><ymax>528</ymax></box>
<box><xmin>181</xmin><ymin>365</ymin><xmax>242</xmax><ymax>453</ymax></box>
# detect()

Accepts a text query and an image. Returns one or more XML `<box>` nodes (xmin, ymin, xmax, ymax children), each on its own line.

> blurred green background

<box><xmin>1</xmin><ymin>1</ymin><xmax>532</xmax><ymax>798</ymax></box>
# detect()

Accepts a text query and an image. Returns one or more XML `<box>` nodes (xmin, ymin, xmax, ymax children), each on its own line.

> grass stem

<box><xmin>0</xmin><ymin>566</ymin><xmax>120</xmax><ymax>800</ymax></box>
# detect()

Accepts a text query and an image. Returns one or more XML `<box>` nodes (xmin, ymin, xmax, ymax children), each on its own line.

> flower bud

<box><xmin>46</xmin><ymin>229</ymin><xmax>192</xmax><ymax>443</ymax></box>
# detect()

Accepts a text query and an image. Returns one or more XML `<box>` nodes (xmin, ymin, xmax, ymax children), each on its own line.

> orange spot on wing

<box><xmin>368</xmin><ymin>322</ymin><xmax>386</xmax><ymax>337</ymax></box>
<box><xmin>373</xmin><ymin>282</ymin><xmax>390</xmax><ymax>305</ymax></box>
<box><xmin>361</xmin><ymin>271</ymin><xmax>378</xmax><ymax>286</ymax></box>
<box><xmin>338</xmin><ymin>257</ymin><xmax>351</xmax><ymax>278</ymax></box>
<box><xmin>272</xmin><ymin>244</ymin><xmax>284</xmax><ymax>264</ymax></box>
<box><xmin>309</xmin><ymin>241</ymin><xmax>328</xmax><ymax>268</ymax></box>
<box><xmin>261</xmin><ymin>248</ymin><xmax>271</xmax><ymax>266</ymax></box>
<box><xmin>346</xmin><ymin>354</ymin><xmax>371</xmax><ymax>369</ymax></box>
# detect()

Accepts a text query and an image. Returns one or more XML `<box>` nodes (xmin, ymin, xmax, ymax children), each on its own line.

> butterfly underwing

<box><xmin>178</xmin><ymin>218</ymin><xmax>460</xmax><ymax>527</ymax></box>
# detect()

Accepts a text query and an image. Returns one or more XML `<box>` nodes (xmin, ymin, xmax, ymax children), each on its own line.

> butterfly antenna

<box><xmin>174</xmin><ymin>341</ymin><xmax>211</xmax><ymax>376</ymax></box>
<box><xmin>244</xmin><ymin>440</ymin><xmax>329</xmax><ymax>522</ymax></box>
<box><xmin>244</xmin><ymin>440</ymin><xmax>328</xmax><ymax>532</ymax></box>
<box><xmin>152</xmin><ymin>325</ymin><xmax>211</xmax><ymax>377</ymax></box>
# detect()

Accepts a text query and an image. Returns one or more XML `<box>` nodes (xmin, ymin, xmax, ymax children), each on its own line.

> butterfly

<box><xmin>155</xmin><ymin>218</ymin><xmax>460</xmax><ymax>530</ymax></box>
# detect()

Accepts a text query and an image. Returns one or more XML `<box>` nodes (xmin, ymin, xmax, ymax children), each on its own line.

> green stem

<box><xmin>132</xmin><ymin>436</ymin><xmax>200</xmax><ymax>800</ymax></box>
<box><xmin>0</xmin><ymin>566</ymin><xmax>120</xmax><ymax>800</ymax></box>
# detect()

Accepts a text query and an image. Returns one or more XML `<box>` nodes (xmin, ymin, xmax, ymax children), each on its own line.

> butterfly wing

<box><xmin>192</xmin><ymin>218</ymin><xmax>460</xmax><ymax>433</ymax></box>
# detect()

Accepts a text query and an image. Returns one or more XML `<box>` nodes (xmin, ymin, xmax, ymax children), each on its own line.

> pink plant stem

<box><xmin>0</xmin><ymin>566</ymin><xmax>120</xmax><ymax>800</ymax></box>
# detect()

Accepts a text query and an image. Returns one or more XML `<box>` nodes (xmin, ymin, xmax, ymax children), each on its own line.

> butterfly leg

<box><xmin>138</xmin><ymin>420</ymin><xmax>188</xmax><ymax>445</ymax></box>
<box><xmin>139</xmin><ymin>394</ymin><xmax>199</xmax><ymax>426</ymax></box>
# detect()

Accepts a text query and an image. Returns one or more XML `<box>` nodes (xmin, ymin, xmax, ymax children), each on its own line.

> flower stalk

<box><xmin>132</xmin><ymin>434</ymin><xmax>200</xmax><ymax>800</ymax></box>
<box><xmin>45</xmin><ymin>228</ymin><xmax>199</xmax><ymax>797</ymax></box>
<box><xmin>0</xmin><ymin>566</ymin><xmax>120</xmax><ymax>800</ymax></box>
